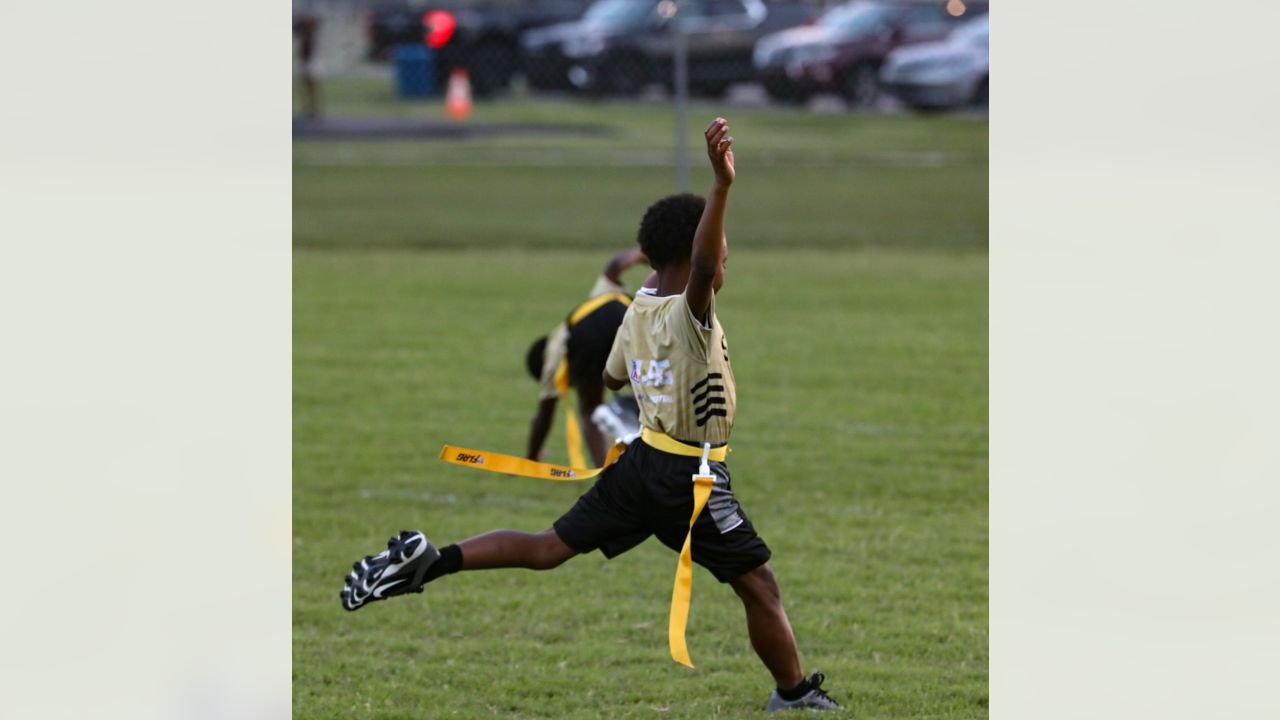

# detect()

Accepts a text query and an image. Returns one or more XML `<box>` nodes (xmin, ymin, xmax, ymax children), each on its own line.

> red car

<box><xmin>753</xmin><ymin>0</ymin><xmax>987</xmax><ymax>104</ymax></box>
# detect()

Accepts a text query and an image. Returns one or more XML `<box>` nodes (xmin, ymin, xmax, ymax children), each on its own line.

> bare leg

<box><xmin>576</xmin><ymin>382</ymin><xmax>609</xmax><ymax>465</ymax></box>
<box><xmin>457</xmin><ymin>527</ymin><xmax>577</xmax><ymax>571</ymax></box>
<box><xmin>731</xmin><ymin>563</ymin><xmax>804</xmax><ymax>688</ymax></box>
<box><xmin>303</xmin><ymin>75</ymin><xmax>321</xmax><ymax>120</ymax></box>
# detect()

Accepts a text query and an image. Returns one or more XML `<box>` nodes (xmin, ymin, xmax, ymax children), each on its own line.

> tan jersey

<box><xmin>536</xmin><ymin>322</ymin><xmax>570</xmax><ymax>400</ymax></box>
<box><xmin>605</xmin><ymin>292</ymin><xmax>735</xmax><ymax>444</ymax></box>
<box><xmin>588</xmin><ymin>274</ymin><xmax>626</xmax><ymax>299</ymax></box>
<box><xmin>536</xmin><ymin>274</ymin><xmax>630</xmax><ymax>400</ymax></box>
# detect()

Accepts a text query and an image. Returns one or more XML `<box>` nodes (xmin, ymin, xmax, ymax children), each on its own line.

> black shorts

<box><xmin>553</xmin><ymin>439</ymin><xmax>772</xmax><ymax>582</ymax></box>
<box><xmin>565</xmin><ymin>300</ymin><xmax>627</xmax><ymax>388</ymax></box>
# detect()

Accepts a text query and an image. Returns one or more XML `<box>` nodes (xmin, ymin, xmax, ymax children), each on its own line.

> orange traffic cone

<box><xmin>446</xmin><ymin>68</ymin><xmax>472</xmax><ymax>121</ymax></box>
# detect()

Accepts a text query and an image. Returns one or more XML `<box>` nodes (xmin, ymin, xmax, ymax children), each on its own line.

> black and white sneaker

<box><xmin>340</xmin><ymin>530</ymin><xmax>440</xmax><ymax>612</ymax></box>
<box><xmin>765</xmin><ymin>672</ymin><xmax>842</xmax><ymax>712</ymax></box>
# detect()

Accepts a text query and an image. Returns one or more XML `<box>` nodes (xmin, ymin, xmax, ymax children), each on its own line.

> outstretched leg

<box><xmin>341</xmin><ymin>528</ymin><xmax>576</xmax><ymax>611</ymax></box>
<box><xmin>457</xmin><ymin>527</ymin><xmax>577</xmax><ymax>570</ymax></box>
<box><xmin>730</xmin><ymin>563</ymin><xmax>803</xmax><ymax>688</ymax></box>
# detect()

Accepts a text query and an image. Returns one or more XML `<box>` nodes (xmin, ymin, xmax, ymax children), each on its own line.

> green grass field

<box><xmin>294</xmin><ymin>79</ymin><xmax>987</xmax><ymax>718</ymax></box>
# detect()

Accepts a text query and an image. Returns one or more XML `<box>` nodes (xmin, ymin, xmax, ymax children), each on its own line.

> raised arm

<box><xmin>603</xmin><ymin>248</ymin><xmax>649</xmax><ymax>287</ymax></box>
<box><xmin>685</xmin><ymin>117</ymin><xmax>734</xmax><ymax>322</ymax></box>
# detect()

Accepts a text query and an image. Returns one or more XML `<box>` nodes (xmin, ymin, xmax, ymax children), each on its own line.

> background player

<box><xmin>292</xmin><ymin>6</ymin><xmax>322</xmax><ymax>119</ymax></box>
<box><xmin>524</xmin><ymin>248</ymin><xmax>649</xmax><ymax>465</ymax></box>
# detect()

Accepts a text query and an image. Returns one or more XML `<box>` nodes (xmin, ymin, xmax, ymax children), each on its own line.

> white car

<box><xmin>879</xmin><ymin>14</ymin><xmax>988</xmax><ymax>110</ymax></box>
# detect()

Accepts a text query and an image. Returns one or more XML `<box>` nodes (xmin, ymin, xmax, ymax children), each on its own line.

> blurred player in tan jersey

<box><xmin>523</xmin><ymin>248</ymin><xmax>649</xmax><ymax>465</ymax></box>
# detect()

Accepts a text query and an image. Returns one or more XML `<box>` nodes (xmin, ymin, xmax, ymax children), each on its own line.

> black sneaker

<box><xmin>340</xmin><ymin>530</ymin><xmax>440</xmax><ymax>612</ymax></box>
<box><xmin>765</xmin><ymin>672</ymin><xmax>841</xmax><ymax>712</ymax></box>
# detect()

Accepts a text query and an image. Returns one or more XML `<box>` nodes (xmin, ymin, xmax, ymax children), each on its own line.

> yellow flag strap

<box><xmin>670</xmin><ymin>468</ymin><xmax>715</xmax><ymax>668</ymax></box>
<box><xmin>564</xmin><ymin>404</ymin><xmax>586</xmax><ymax>468</ymax></box>
<box><xmin>438</xmin><ymin>441</ymin><xmax>625</xmax><ymax>482</ymax></box>
<box><xmin>439</xmin><ymin>427</ymin><xmax>728</xmax><ymax>668</ymax></box>
<box><xmin>567</xmin><ymin>291</ymin><xmax>630</xmax><ymax>326</ymax></box>
<box><xmin>641</xmin><ymin>427</ymin><xmax>728</xmax><ymax>462</ymax></box>
<box><xmin>553</xmin><ymin>358</ymin><xmax>587</xmax><ymax>469</ymax></box>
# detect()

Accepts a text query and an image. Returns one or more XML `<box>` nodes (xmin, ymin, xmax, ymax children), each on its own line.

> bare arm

<box><xmin>685</xmin><ymin>117</ymin><xmax>734</xmax><ymax>322</ymax></box>
<box><xmin>603</xmin><ymin>371</ymin><xmax>626</xmax><ymax>391</ymax></box>
<box><xmin>603</xmin><ymin>248</ymin><xmax>649</xmax><ymax>287</ymax></box>
<box><xmin>526</xmin><ymin>397</ymin><xmax>558</xmax><ymax>461</ymax></box>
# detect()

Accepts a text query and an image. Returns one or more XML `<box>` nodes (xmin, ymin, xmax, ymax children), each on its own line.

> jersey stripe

<box><xmin>695</xmin><ymin>409</ymin><xmax>728</xmax><ymax>427</ymax></box>
<box><xmin>690</xmin><ymin>373</ymin><xmax>724</xmax><ymax>394</ymax></box>
<box><xmin>695</xmin><ymin>397</ymin><xmax>726</xmax><ymax>416</ymax></box>
<box><xmin>692</xmin><ymin>385</ymin><xmax>725</xmax><ymax>405</ymax></box>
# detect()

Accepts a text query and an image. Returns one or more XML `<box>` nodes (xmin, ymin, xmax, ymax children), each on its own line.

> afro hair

<box><xmin>636</xmin><ymin>193</ymin><xmax>705</xmax><ymax>269</ymax></box>
<box><xmin>525</xmin><ymin>336</ymin><xmax>548</xmax><ymax>381</ymax></box>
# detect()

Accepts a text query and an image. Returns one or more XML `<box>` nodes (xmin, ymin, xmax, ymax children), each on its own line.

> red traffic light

<box><xmin>423</xmin><ymin>10</ymin><xmax>456</xmax><ymax>49</ymax></box>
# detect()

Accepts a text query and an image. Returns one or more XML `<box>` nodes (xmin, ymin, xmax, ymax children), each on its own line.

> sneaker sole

<box><xmin>342</xmin><ymin>531</ymin><xmax>434</xmax><ymax>612</ymax></box>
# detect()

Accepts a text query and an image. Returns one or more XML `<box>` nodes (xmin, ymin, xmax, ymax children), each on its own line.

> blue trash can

<box><xmin>393</xmin><ymin>43</ymin><xmax>435</xmax><ymax>98</ymax></box>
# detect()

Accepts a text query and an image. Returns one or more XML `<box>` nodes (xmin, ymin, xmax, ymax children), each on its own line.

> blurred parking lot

<box><xmin>295</xmin><ymin>0</ymin><xmax>989</xmax><ymax>117</ymax></box>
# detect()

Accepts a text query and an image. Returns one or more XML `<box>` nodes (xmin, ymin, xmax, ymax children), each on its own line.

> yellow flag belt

<box><xmin>438</xmin><ymin>426</ymin><xmax>727</xmax><ymax>667</ymax></box>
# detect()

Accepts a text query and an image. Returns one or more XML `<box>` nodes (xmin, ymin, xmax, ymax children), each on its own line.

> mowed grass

<box><xmin>294</xmin><ymin>79</ymin><xmax>987</xmax><ymax>252</ymax></box>
<box><xmin>294</xmin><ymin>82</ymin><xmax>987</xmax><ymax>718</ymax></box>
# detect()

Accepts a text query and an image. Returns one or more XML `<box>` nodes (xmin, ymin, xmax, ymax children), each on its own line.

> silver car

<box><xmin>879</xmin><ymin>14</ymin><xmax>988</xmax><ymax>110</ymax></box>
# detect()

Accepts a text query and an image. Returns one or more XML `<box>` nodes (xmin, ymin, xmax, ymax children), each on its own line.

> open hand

<box><xmin>705</xmin><ymin>117</ymin><xmax>734</xmax><ymax>187</ymax></box>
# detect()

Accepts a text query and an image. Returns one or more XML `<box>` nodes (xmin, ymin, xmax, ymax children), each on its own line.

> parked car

<box><xmin>364</xmin><ymin>0</ymin><xmax>593</xmax><ymax>96</ymax></box>
<box><xmin>522</xmin><ymin>0</ymin><xmax>817</xmax><ymax>96</ymax></box>
<box><xmin>880</xmin><ymin>14</ymin><xmax>987</xmax><ymax>110</ymax></box>
<box><xmin>753</xmin><ymin>0</ymin><xmax>987</xmax><ymax>104</ymax></box>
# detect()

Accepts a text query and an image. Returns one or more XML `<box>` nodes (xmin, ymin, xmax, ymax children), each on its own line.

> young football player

<box><xmin>342</xmin><ymin>118</ymin><xmax>839</xmax><ymax>712</ymax></box>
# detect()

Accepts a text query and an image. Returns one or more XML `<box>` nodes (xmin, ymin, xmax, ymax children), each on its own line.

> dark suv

<box><xmin>522</xmin><ymin>0</ymin><xmax>816</xmax><ymax>96</ymax></box>
<box><xmin>753</xmin><ymin>0</ymin><xmax>987</xmax><ymax>104</ymax></box>
<box><xmin>364</xmin><ymin>0</ymin><xmax>593</xmax><ymax>96</ymax></box>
